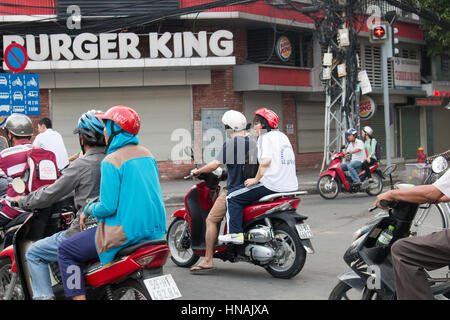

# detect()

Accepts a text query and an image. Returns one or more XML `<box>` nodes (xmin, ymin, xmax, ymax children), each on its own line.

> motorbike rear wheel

<box><xmin>366</xmin><ymin>172</ymin><xmax>383</xmax><ymax>196</ymax></box>
<box><xmin>109</xmin><ymin>279</ymin><xmax>150</xmax><ymax>300</ymax></box>
<box><xmin>317</xmin><ymin>175</ymin><xmax>339</xmax><ymax>200</ymax></box>
<box><xmin>167</xmin><ymin>218</ymin><xmax>199</xmax><ymax>267</ymax></box>
<box><xmin>266</xmin><ymin>223</ymin><xmax>306</xmax><ymax>279</ymax></box>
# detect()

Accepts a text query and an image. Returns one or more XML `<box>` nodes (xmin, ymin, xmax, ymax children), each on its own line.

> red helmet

<box><xmin>254</xmin><ymin>108</ymin><xmax>279</xmax><ymax>129</ymax></box>
<box><xmin>95</xmin><ymin>105</ymin><xmax>140</xmax><ymax>135</ymax></box>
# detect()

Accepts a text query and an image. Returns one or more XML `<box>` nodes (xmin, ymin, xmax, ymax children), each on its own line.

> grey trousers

<box><xmin>391</xmin><ymin>229</ymin><xmax>450</xmax><ymax>300</ymax></box>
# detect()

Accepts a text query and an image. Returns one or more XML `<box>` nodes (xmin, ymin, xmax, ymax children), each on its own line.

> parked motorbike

<box><xmin>0</xmin><ymin>199</ymin><xmax>179</xmax><ymax>300</ymax></box>
<box><xmin>328</xmin><ymin>158</ymin><xmax>450</xmax><ymax>300</ymax></box>
<box><xmin>167</xmin><ymin>167</ymin><xmax>314</xmax><ymax>279</ymax></box>
<box><xmin>317</xmin><ymin>151</ymin><xmax>384</xmax><ymax>199</ymax></box>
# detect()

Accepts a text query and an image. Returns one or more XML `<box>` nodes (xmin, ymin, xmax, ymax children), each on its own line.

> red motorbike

<box><xmin>167</xmin><ymin>168</ymin><xmax>314</xmax><ymax>279</ymax></box>
<box><xmin>0</xmin><ymin>200</ymin><xmax>179</xmax><ymax>300</ymax></box>
<box><xmin>317</xmin><ymin>151</ymin><xmax>384</xmax><ymax>200</ymax></box>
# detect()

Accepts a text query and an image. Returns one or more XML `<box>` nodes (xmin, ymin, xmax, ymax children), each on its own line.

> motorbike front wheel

<box><xmin>167</xmin><ymin>218</ymin><xmax>199</xmax><ymax>267</ymax></box>
<box><xmin>317</xmin><ymin>175</ymin><xmax>339</xmax><ymax>200</ymax></box>
<box><xmin>266</xmin><ymin>223</ymin><xmax>306</xmax><ymax>279</ymax></box>
<box><xmin>0</xmin><ymin>257</ymin><xmax>24</xmax><ymax>300</ymax></box>
<box><xmin>328</xmin><ymin>281</ymin><xmax>358</xmax><ymax>300</ymax></box>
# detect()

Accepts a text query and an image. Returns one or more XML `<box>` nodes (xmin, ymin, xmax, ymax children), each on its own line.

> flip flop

<box><xmin>190</xmin><ymin>265</ymin><xmax>217</xmax><ymax>275</ymax></box>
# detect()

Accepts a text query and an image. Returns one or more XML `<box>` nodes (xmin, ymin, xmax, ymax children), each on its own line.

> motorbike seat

<box><xmin>3</xmin><ymin>212</ymin><xmax>30</xmax><ymax>231</ymax></box>
<box><xmin>116</xmin><ymin>239</ymin><xmax>167</xmax><ymax>258</ymax></box>
<box><xmin>258</xmin><ymin>191</ymin><xmax>308</xmax><ymax>202</ymax></box>
<box><xmin>84</xmin><ymin>239</ymin><xmax>168</xmax><ymax>274</ymax></box>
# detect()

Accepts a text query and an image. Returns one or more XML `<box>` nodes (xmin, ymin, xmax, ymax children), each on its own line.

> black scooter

<box><xmin>329</xmin><ymin>161</ymin><xmax>450</xmax><ymax>300</ymax></box>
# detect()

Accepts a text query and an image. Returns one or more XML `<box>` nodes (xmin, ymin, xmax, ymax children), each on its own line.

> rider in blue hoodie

<box><xmin>57</xmin><ymin>105</ymin><xmax>167</xmax><ymax>300</ymax></box>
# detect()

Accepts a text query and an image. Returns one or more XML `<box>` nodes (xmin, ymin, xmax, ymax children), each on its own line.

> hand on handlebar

<box><xmin>373</xmin><ymin>191</ymin><xmax>397</xmax><ymax>210</ymax></box>
<box><xmin>185</xmin><ymin>168</ymin><xmax>201</xmax><ymax>179</ymax></box>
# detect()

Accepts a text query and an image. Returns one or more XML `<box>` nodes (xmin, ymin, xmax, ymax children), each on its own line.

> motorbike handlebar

<box><xmin>184</xmin><ymin>173</ymin><xmax>194</xmax><ymax>180</ymax></box>
<box><xmin>368</xmin><ymin>199</ymin><xmax>399</xmax><ymax>212</ymax></box>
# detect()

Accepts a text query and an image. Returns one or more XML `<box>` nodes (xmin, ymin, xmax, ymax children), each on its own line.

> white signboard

<box><xmin>3</xmin><ymin>30</ymin><xmax>235</xmax><ymax>70</ymax></box>
<box><xmin>393</xmin><ymin>57</ymin><xmax>421</xmax><ymax>88</ymax></box>
<box><xmin>358</xmin><ymin>70</ymin><xmax>372</xmax><ymax>95</ymax></box>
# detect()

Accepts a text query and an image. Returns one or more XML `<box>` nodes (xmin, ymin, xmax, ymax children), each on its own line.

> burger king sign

<box><xmin>276</xmin><ymin>36</ymin><xmax>292</xmax><ymax>62</ymax></box>
<box><xmin>359</xmin><ymin>96</ymin><xmax>376</xmax><ymax>120</ymax></box>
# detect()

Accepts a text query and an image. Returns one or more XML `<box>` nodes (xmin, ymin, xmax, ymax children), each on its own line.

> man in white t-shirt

<box><xmin>33</xmin><ymin>117</ymin><xmax>69</xmax><ymax>170</ymax></box>
<box><xmin>341</xmin><ymin>128</ymin><xmax>366</xmax><ymax>185</ymax></box>
<box><xmin>219</xmin><ymin>108</ymin><xmax>298</xmax><ymax>244</ymax></box>
<box><xmin>375</xmin><ymin>165</ymin><xmax>450</xmax><ymax>300</ymax></box>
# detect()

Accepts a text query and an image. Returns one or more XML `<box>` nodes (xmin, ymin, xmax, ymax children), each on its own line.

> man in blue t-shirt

<box><xmin>190</xmin><ymin>110</ymin><xmax>257</xmax><ymax>274</ymax></box>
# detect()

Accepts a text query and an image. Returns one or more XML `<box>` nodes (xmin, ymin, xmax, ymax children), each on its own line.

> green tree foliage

<box><xmin>417</xmin><ymin>0</ymin><xmax>450</xmax><ymax>56</ymax></box>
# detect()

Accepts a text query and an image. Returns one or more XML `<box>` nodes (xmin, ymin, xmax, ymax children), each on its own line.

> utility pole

<box><xmin>380</xmin><ymin>11</ymin><xmax>399</xmax><ymax>167</ymax></box>
<box><xmin>301</xmin><ymin>0</ymin><xmax>362</xmax><ymax>172</ymax></box>
<box><xmin>381</xmin><ymin>40</ymin><xmax>392</xmax><ymax>167</ymax></box>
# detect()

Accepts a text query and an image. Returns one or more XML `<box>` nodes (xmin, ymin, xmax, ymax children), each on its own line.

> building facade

<box><xmin>1</xmin><ymin>0</ymin><xmax>448</xmax><ymax>179</ymax></box>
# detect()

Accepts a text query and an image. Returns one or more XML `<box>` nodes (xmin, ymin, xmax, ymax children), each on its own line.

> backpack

<box><xmin>372</xmin><ymin>139</ymin><xmax>382</xmax><ymax>160</ymax></box>
<box><xmin>242</xmin><ymin>136</ymin><xmax>259</xmax><ymax>180</ymax></box>
<box><xmin>23</xmin><ymin>148</ymin><xmax>60</xmax><ymax>193</ymax></box>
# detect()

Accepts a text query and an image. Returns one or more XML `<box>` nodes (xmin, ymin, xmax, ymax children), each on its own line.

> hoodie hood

<box><xmin>105</xmin><ymin>120</ymin><xmax>139</xmax><ymax>154</ymax></box>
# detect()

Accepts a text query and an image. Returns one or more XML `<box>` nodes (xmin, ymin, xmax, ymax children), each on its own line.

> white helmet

<box><xmin>222</xmin><ymin>110</ymin><xmax>247</xmax><ymax>132</ymax></box>
<box><xmin>363</xmin><ymin>126</ymin><xmax>373</xmax><ymax>136</ymax></box>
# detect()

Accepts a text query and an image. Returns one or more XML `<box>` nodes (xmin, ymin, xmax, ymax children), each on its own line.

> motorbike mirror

<box><xmin>184</xmin><ymin>146</ymin><xmax>194</xmax><ymax>160</ymax></box>
<box><xmin>11</xmin><ymin>177</ymin><xmax>25</xmax><ymax>194</ymax></box>
<box><xmin>382</xmin><ymin>164</ymin><xmax>397</xmax><ymax>177</ymax></box>
<box><xmin>431</xmin><ymin>156</ymin><xmax>448</xmax><ymax>174</ymax></box>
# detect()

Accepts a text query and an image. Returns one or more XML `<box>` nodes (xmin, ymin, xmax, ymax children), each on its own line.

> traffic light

<box><xmin>391</xmin><ymin>26</ymin><xmax>399</xmax><ymax>57</ymax></box>
<box><xmin>369</xmin><ymin>22</ymin><xmax>389</xmax><ymax>43</ymax></box>
<box><xmin>384</xmin><ymin>24</ymin><xmax>400</xmax><ymax>58</ymax></box>
<box><xmin>383</xmin><ymin>11</ymin><xmax>399</xmax><ymax>58</ymax></box>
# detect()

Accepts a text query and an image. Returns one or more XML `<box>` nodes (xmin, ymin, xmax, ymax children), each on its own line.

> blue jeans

<box><xmin>341</xmin><ymin>160</ymin><xmax>362</xmax><ymax>183</ymax></box>
<box><xmin>25</xmin><ymin>231</ymin><xmax>68</xmax><ymax>300</ymax></box>
<box><xmin>58</xmin><ymin>227</ymin><xmax>98</xmax><ymax>298</ymax></box>
<box><xmin>226</xmin><ymin>183</ymin><xmax>275</xmax><ymax>234</ymax></box>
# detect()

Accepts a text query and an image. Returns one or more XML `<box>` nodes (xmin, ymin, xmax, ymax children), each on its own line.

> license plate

<box><xmin>295</xmin><ymin>223</ymin><xmax>313</xmax><ymax>239</ymax></box>
<box><xmin>143</xmin><ymin>274</ymin><xmax>182</xmax><ymax>300</ymax></box>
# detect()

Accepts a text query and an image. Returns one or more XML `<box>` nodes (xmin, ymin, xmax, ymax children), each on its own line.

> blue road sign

<box><xmin>0</xmin><ymin>73</ymin><xmax>40</xmax><ymax>117</ymax></box>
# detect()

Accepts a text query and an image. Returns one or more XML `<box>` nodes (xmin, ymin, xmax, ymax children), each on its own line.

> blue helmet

<box><xmin>74</xmin><ymin>110</ymin><xmax>105</xmax><ymax>145</ymax></box>
<box><xmin>346</xmin><ymin>128</ymin><xmax>358</xmax><ymax>137</ymax></box>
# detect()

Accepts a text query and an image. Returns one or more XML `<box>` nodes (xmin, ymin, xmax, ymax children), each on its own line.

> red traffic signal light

<box><xmin>369</xmin><ymin>22</ymin><xmax>389</xmax><ymax>43</ymax></box>
<box><xmin>373</xmin><ymin>26</ymin><xmax>386</xmax><ymax>38</ymax></box>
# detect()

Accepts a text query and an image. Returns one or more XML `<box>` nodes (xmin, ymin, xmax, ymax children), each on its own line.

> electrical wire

<box><xmin>0</xmin><ymin>0</ymin><xmax>258</xmax><ymax>35</ymax></box>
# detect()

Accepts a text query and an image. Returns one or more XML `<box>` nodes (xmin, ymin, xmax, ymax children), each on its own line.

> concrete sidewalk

<box><xmin>160</xmin><ymin>161</ymin><xmax>412</xmax><ymax>205</ymax></box>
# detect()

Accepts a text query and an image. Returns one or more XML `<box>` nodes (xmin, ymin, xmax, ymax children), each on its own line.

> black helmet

<box><xmin>74</xmin><ymin>110</ymin><xmax>105</xmax><ymax>146</ymax></box>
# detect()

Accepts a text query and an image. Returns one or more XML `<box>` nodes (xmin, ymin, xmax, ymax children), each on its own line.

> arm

<box><xmin>32</xmin><ymin>134</ymin><xmax>42</xmax><ymax>148</ymax></box>
<box><xmin>244</xmin><ymin>158</ymin><xmax>271</xmax><ymax>187</ymax></box>
<box><xmin>86</xmin><ymin>161</ymin><xmax>120</xmax><ymax>219</ymax></box>
<box><xmin>375</xmin><ymin>184</ymin><xmax>444</xmax><ymax>208</ymax></box>
<box><xmin>17</xmin><ymin>162</ymin><xmax>80</xmax><ymax>209</ymax></box>
<box><xmin>191</xmin><ymin>160</ymin><xmax>221</xmax><ymax>176</ymax></box>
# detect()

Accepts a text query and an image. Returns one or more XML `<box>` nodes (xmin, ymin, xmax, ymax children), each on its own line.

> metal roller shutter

<box><xmin>361</xmin><ymin>107</ymin><xmax>386</xmax><ymax>159</ymax></box>
<box><xmin>51</xmin><ymin>86</ymin><xmax>192</xmax><ymax>161</ymax></box>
